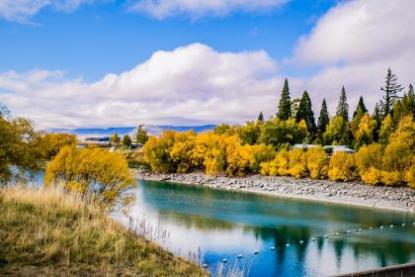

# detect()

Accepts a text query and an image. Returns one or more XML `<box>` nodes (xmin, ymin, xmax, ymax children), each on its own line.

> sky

<box><xmin>0</xmin><ymin>0</ymin><xmax>414</xmax><ymax>129</ymax></box>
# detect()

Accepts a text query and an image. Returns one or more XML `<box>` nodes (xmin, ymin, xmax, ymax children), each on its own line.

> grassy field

<box><xmin>0</xmin><ymin>186</ymin><xmax>207</xmax><ymax>276</ymax></box>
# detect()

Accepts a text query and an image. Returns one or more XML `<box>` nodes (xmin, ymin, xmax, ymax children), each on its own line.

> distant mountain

<box><xmin>48</xmin><ymin>124</ymin><xmax>216</xmax><ymax>137</ymax></box>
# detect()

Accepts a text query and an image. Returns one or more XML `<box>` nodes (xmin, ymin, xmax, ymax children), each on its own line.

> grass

<box><xmin>0</xmin><ymin>186</ymin><xmax>208</xmax><ymax>276</ymax></box>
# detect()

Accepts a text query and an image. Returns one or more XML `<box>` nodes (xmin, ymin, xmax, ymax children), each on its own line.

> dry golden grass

<box><xmin>0</xmin><ymin>186</ymin><xmax>207</xmax><ymax>276</ymax></box>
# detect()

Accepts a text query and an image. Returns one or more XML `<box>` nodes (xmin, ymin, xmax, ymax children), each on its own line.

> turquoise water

<box><xmin>116</xmin><ymin>180</ymin><xmax>415</xmax><ymax>277</ymax></box>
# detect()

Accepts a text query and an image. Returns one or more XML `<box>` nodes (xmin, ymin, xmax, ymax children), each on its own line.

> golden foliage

<box><xmin>328</xmin><ymin>152</ymin><xmax>356</xmax><ymax>182</ymax></box>
<box><xmin>306</xmin><ymin>147</ymin><xmax>329</xmax><ymax>179</ymax></box>
<box><xmin>45</xmin><ymin>146</ymin><xmax>135</xmax><ymax>207</ymax></box>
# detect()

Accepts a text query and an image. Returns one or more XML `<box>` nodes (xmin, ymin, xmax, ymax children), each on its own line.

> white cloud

<box><xmin>292</xmin><ymin>0</ymin><xmax>415</xmax><ymax>114</ymax></box>
<box><xmin>128</xmin><ymin>0</ymin><xmax>287</xmax><ymax>19</ymax></box>
<box><xmin>0</xmin><ymin>43</ymin><xmax>294</xmax><ymax>129</ymax></box>
<box><xmin>0</xmin><ymin>0</ymin><xmax>94</xmax><ymax>22</ymax></box>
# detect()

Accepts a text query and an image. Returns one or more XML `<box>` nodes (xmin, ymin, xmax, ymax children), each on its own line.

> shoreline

<box><xmin>135</xmin><ymin>171</ymin><xmax>415</xmax><ymax>214</ymax></box>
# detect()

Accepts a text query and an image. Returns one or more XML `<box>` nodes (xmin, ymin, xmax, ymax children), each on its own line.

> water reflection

<box><xmin>116</xmin><ymin>180</ymin><xmax>415</xmax><ymax>277</ymax></box>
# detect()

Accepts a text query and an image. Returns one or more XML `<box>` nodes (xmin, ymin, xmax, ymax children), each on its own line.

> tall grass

<box><xmin>0</xmin><ymin>186</ymin><xmax>207</xmax><ymax>276</ymax></box>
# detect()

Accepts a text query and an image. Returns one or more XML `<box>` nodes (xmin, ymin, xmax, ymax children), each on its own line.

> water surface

<box><xmin>116</xmin><ymin>180</ymin><xmax>415</xmax><ymax>276</ymax></box>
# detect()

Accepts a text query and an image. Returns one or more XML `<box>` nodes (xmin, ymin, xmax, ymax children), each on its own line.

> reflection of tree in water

<box><xmin>139</xmin><ymin>180</ymin><xmax>415</xmax><ymax>272</ymax></box>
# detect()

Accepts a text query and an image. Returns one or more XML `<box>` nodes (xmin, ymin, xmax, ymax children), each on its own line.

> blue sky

<box><xmin>0</xmin><ymin>0</ymin><xmax>413</xmax><ymax>128</ymax></box>
<box><xmin>1</xmin><ymin>0</ymin><xmax>333</xmax><ymax>81</ymax></box>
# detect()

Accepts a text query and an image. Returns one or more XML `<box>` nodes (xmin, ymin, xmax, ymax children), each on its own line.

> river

<box><xmin>112</xmin><ymin>179</ymin><xmax>415</xmax><ymax>276</ymax></box>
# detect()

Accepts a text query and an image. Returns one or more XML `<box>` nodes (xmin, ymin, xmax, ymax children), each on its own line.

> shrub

<box><xmin>287</xmin><ymin>149</ymin><xmax>307</xmax><ymax>178</ymax></box>
<box><xmin>170</xmin><ymin>131</ymin><xmax>196</xmax><ymax>173</ymax></box>
<box><xmin>360</xmin><ymin>167</ymin><xmax>383</xmax><ymax>185</ymax></box>
<box><xmin>306</xmin><ymin>147</ymin><xmax>329</xmax><ymax>179</ymax></box>
<box><xmin>143</xmin><ymin>131</ymin><xmax>176</xmax><ymax>173</ymax></box>
<box><xmin>328</xmin><ymin>152</ymin><xmax>356</xmax><ymax>182</ymax></box>
<box><xmin>355</xmin><ymin>143</ymin><xmax>383</xmax><ymax>175</ymax></box>
<box><xmin>45</xmin><ymin>146</ymin><xmax>136</xmax><ymax>208</ymax></box>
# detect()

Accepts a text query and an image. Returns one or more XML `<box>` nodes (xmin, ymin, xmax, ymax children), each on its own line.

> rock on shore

<box><xmin>135</xmin><ymin>171</ymin><xmax>415</xmax><ymax>213</ymax></box>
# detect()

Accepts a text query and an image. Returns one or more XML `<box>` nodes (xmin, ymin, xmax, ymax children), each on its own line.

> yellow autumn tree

<box><xmin>328</xmin><ymin>152</ymin><xmax>356</xmax><ymax>182</ymax></box>
<box><xmin>287</xmin><ymin>149</ymin><xmax>308</xmax><ymax>178</ymax></box>
<box><xmin>45</xmin><ymin>146</ymin><xmax>136</xmax><ymax>207</ymax></box>
<box><xmin>354</xmin><ymin>113</ymin><xmax>377</xmax><ymax>148</ymax></box>
<box><xmin>143</xmin><ymin>131</ymin><xmax>176</xmax><ymax>173</ymax></box>
<box><xmin>170</xmin><ymin>131</ymin><xmax>196</xmax><ymax>173</ymax></box>
<box><xmin>306</xmin><ymin>147</ymin><xmax>329</xmax><ymax>179</ymax></box>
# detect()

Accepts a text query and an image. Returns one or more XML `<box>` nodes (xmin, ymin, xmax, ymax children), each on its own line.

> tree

<box><xmin>258</xmin><ymin>118</ymin><xmax>307</xmax><ymax>148</ymax></box>
<box><xmin>317</xmin><ymin>98</ymin><xmax>330</xmax><ymax>134</ymax></box>
<box><xmin>336</xmin><ymin>86</ymin><xmax>349</xmax><ymax>121</ymax></box>
<box><xmin>237</xmin><ymin>121</ymin><xmax>260</xmax><ymax>145</ymax></box>
<box><xmin>323</xmin><ymin>116</ymin><xmax>352</xmax><ymax>145</ymax></box>
<box><xmin>45</xmin><ymin>146</ymin><xmax>136</xmax><ymax>208</ymax></box>
<box><xmin>36</xmin><ymin>133</ymin><xmax>77</xmax><ymax>160</ymax></box>
<box><xmin>257</xmin><ymin>112</ymin><xmax>264</xmax><ymax>122</ymax></box>
<box><xmin>354</xmin><ymin>113</ymin><xmax>377</xmax><ymax>148</ymax></box>
<box><xmin>111</xmin><ymin>133</ymin><xmax>121</xmax><ymax>146</ymax></box>
<box><xmin>353</xmin><ymin>96</ymin><xmax>368</xmax><ymax>118</ymax></box>
<box><xmin>380</xmin><ymin>68</ymin><xmax>403</xmax><ymax>117</ymax></box>
<box><xmin>0</xmin><ymin>111</ymin><xmax>42</xmax><ymax>185</ymax></box>
<box><xmin>135</xmin><ymin>125</ymin><xmax>149</xmax><ymax>144</ymax></box>
<box><xmin>122</xmin><ymin>135</ymin><xmax>132</xmax><ymax>148</ymax></box>
<box><xmin>296</xmin><ymin>90</ymin><xmax>316</xmax><ymax>136</ymax></box>
<box><xmin>277</xmin><ymin>79</ymin><xmax>292</xmax><ymax>120</ymax></box>
<box><xmin>351</xmin><ymin>96</ymin><xmax>368</xmax><ymax>137</ymax></box>
<box><xmin>393</xmin><ymin>84</ymin><xmax>415</xmax><ymax>123</ymax></box>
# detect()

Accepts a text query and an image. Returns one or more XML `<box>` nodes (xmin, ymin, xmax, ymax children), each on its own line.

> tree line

<box><xmin>142</xmin><ymin>68</ymin><xmax>415</xmax><ymax>188</ymax></box>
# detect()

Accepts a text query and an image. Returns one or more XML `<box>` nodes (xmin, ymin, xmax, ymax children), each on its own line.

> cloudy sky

<box><xmin>0</xmin><ymin>0</ymin><xmax>414</xmax><ymax>129</ymax></box>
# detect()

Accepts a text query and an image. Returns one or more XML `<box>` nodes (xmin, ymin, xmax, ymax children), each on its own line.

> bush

<box><xmin>143</xmin><ymin>131</ymin><xmax>176</xmax><ymax>173</ymax></box>
<box><xmin>306</xmin><ymin>147</ymin><xmax>329</xmax><ymax>179</ymax></box>
<box><xmin>360</xmin><ymin>167</ymin><xmax>383</xmax><ymax>185</ymax></box>
<box><xmin>260</xmin><ymin>149</ymin><xmax>290</xmax><ymax>176</ymax></box>
<box><xmin>287</xmin><ymin>149</ymin><xmax>307</xmax><ymax>178</ymax></box>
<box><xmin>328</xmin><ymin>152</ymin><xmax>356</xmax><ymax>182</ymax></box>
<box><xmin>45</xmin><ymin>146</ymin><xmax>135</xmax><ymax>207</ymax></box>
<box><xmin>355</xmin><ymin>143</ymin><xmax>383</xmax><ymax>175</ymax></box>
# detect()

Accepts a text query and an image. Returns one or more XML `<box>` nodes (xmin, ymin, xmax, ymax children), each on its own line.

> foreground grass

<box><xmin>0</xmin><ymin>187</ymin><xmax>207</xmax><ymax>276</ymax></box>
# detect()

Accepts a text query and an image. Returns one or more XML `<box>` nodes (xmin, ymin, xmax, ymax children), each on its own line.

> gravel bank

<box><xmin>135</xmin><ymin>171</ymin><xmax>415</xmax><ymax>213</ymax></box>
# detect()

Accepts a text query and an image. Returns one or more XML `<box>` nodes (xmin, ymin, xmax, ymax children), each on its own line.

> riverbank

<box><xmin>0</xmin><ymin>187</ymin><xmax>207</xmax><ymax>276</ymax></box>
<box><xmin>136</xmin><ymin>171</ymin><xmax>415</xmax><ymax>213</ymax></box>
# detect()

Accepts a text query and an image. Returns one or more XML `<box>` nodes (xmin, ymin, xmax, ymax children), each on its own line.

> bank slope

<box><xmin>0</xmin><ymin>187</ymin><xmax>207</xmax><ymax>277</ymax></box>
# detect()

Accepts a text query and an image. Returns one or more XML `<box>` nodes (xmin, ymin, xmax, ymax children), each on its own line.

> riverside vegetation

<box><xmin>142</xmin><ymin>69</ymin><xmax>415</xmax><ymax>188</ymax></box>
<box><xmin>0</xmin><ymin>105</ymin><xmax>206</xmax><ymax>275</ymax></box>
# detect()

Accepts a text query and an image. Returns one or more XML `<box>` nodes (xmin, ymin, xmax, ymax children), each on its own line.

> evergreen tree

<box><xmin>352</xmin><ymin>96</ymin><xmax>368</xmax><ymax>118</ymax></box>
<box><xmin>296</xmin><ymin>90</ymin><xmax>316</xmax><ymax>135</ymax></box>
<box><xmin>135</xmin><ymin>125</ymin><xmax>149</xmax><ymax>144</ymax></box>
<box><xmin>380</xmin><ymin>68</ymin><xmax>403</xmax><ymax>117</ymax></box>
<box><xmin>336</xmin><ymin>86</ymin><xmax>349</xmax><ymax>121</ymax></box>
<box><xmin>122</xmin><ymin>135</ymin><xmax>132</xmax><ymax>148</ymax></box>
<box><xmin>257</xmin><ymin>112</ymin><xmax>264</xmax><ymax>122</ymax></box>
<box><xmin>351</xmin><ymin>96</ymin><xmax>368</xmax><ymax>136</ymax></box>
<box><xmin>277</xmin><ymin>79</ymin><xmax>292</xmax><ymax>120</ymax></box>
<box><xmin>392</xmin><ymin>84</ymin><xmax>415</xmax><ymax>123</ymax></box>
<box><xmin>317</xmin><ymin>98</ymin><xmax>330</xmax><ymax>134</ymax></box>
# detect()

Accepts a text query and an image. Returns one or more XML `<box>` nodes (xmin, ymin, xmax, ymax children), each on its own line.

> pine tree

<box><xmin>380</xmin><ymin>68</ymin><xmax>403</xmax><ymax>117</ymax></box>
<box><xmin>336</xmin><ymin>86</ymin><xmax>349</xmax><ymax>121</ymax></box>
<box><xmin>0</xmin><ymin>103</ymin><xmax>10</xmax><ymax>119</ymax></box>
<box><xmin>352</xmin><ymin>96</ymin><xmax>368</xmax><ymax>118</ymax></box>
<box><xmin>392</xmin><ymin>84</ymin><xmax>415</xmax><ymax>123</ymax></box>
<box><xmin>351</xmin><ymin>96</ymin><xmax>368</xmax><ymax>137</ymax></box>
<box><xmin>296</xmin><ymin>90</ymin><xmax>316</xmax><ymax>135</ymax></box>
<box><xmin>257</xmin><ymin>112</ymin><xmax>264</xmax><ymax>122</ymax></box>
<box><xmin>277</xmin><ymin>79</ymin><xmax>292</xmax><ymax>120</ymax></box>
<box><xmin>317</xmin><ymin>98</ymin><xmax>330</xmax><ymax>134</ymax></box>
